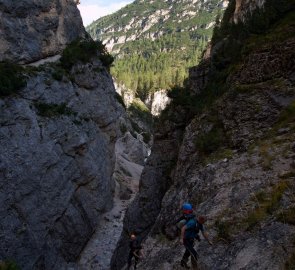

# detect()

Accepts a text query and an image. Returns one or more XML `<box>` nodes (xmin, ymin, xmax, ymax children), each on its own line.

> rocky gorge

<box><xmin>111</xmin><ymin>0</ymin><xmax>295</xmax><ymax>269</ymax></box>
<box><xmin>1</xmin><ymin>0</ymin><xmax>295</xmax><ymax>270</ymax></box>
<box><xmin>0</xmin><ymin>0</ymin><xmax>148</xmax><ymax>269</ymax></box>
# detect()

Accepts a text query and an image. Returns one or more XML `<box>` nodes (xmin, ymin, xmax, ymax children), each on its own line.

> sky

<box><xmin>78</xmin><ymin>0</ymin><xmax>133</xmax><ymax>26</ymax></box>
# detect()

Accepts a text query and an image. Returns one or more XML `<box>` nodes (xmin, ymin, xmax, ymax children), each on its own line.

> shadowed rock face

<box><xmin>0</xmin><ymin>0</ymin><xmax>86</xmax><ymax>63</ymax></box>
<box><xmin>111</xmin><ymin>1</ymin><xmax>295</xmax><ymax>269</ymax></box>
<box><xmin>0</xmin><ymin>1</ymin><xmax>125</xmax><ymax>269</ymax></box>
<box><xmin>0</xmin><ymin>59</ymin><xmax>124</xmax><ymax>270</ymax></box>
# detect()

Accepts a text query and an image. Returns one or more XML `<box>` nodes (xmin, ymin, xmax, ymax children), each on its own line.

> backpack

<box><xmin>177</xmin><ymin>215</ymin><xmax>202</xmax><ymax>241</ymax></box>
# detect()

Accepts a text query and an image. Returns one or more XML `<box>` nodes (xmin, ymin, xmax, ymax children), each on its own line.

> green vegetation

<box><xmin>244</xmin><ymin>181</ymin><xmax>289</xmax><ymax>230</ymax></box>
<box><xmin>51</xmin><ymin>66</ymin><xmax>66</xmax><ymax>81</ymax></box>
<box><xmin>87</xmin><ymin>0</ymin><xmax>224</xmax><ymax>98</ymax></box>
<box><xmin>211</xmin><ymin>0</ymin><xmax>295</xmax><ymax>71</ymax></box>
<box><xmin>60</xmin><ymin>39</ymin><xmax>114</xmax><ymax>70</ymax></box>
<box><xmin>195</xmin><ymin>124</ymin><xmax>226</xmax><ymax>155</ymax></box>
<box><xmin>35</xmin><ymin>102</ymin><xmax>76</xmax><ymax>118</ymax></box>
<box><xmin>204</xmin><ymin>148</ymin><xmax>233</xmax><ymax>164</ymax></box>
<box><xmin>0</xmin><ymin>62</ymin><xmax>26</xmax><ymax>97</ymax></box>
<box><xmin>128</xmin><ymin>99</ymin><xmax>153</xmax><ymax>124</ymax></box>
<box><xmin>215</xmin><ymin>220</ymin><xmax>231</xmax><ymax>242</ymax></box>
<box><xmin>0</xmin><ymin>261</ymin><xmax>20</xmax><ymax>270</ymax></box>
<box><xmin>276</xmin><ymin>100</ymin><xmax>295</xmax><ymax>130</ymax></box>
<box><xmin>285</xmin><ymin>252</ymin><xmax>295</xmax><ymax>270</ymax></box>
<box><xmin>142</xmin><ymin>132</ymin><xmax>151</xmax><ymax>144</ymax></box>
<box><xmin>285</xmin><ymin>237</ymin><xmax>295</xmax><ymax>270</ymax></box>
<box><xmin>213</xmin><ymin>181</ymin><xmax>291</xmax><ymax>242</ymax></box>
<box><xmin>111</xmin><ymin>36</ymin><xmax>207</xmax><ymax>99</ymax></box>
<box><xmin>277</xmin><ymin>207</ymin><xmax>295</xmax><ymax>225</ymax></box>
<box><xmin>120</xmin><ymin>123</ymin><xmax>127</xmax><ymax>134</ymax></box>
<box><xmin>243</xmin><ymin>11</ymin><xmax>295</xmax><ymax>55</ymax></box>
<box><xmin>259</xmin><ymin>143</ymin><xmax>275</xmax><ymax>170</ymax></box>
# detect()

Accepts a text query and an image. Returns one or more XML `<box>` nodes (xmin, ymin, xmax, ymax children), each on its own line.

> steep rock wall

<box><xmin>0</xmin><ymin>0</ymin><xmax>86</xmax><ymax>64</ymax></box>
<box><xmin>0</xmin><ymin>59</ymin><xmax>124</xmax><ymax>270</ymax></box>
<box><xmin>0</xmin><ymin>1</ymin><xmax>124</xmax><ymax>269</ymax></box>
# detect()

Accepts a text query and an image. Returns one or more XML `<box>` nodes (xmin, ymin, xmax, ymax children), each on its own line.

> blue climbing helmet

<box><xmin>182</xmin><ymin>203</ymin><xmax>193</xmax><ymax>214</ymax></box>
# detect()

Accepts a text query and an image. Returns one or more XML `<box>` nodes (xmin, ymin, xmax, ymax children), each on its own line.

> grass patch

<box><xmin>275</xmin><ymin>100</ymin><xmax>295</xmax><ymax>130</ymax></box>
<box><xmin>120</xmin><ymin>123</ymin><xmax>127</xmax><ymax>134</ymax></box>
<box><xmin>0</xmin><ymin>61</ymin><xmax>26</xmax><ymax>97</ymax></box>
<box><xmin>205</xmin><ymin>148</ymin><xmax>233</xmax><ymax>164</ymax></box>
<box><xmin>194</xmin><ymin>119</ymin><xmax>227</xmax><ymax>156</ymax></box>
<box><xmin>285</xmin><ymin>238</ymin><xmax>295</xmax><ymax>270</ymax></box>
<box><xmin>0</xmin><ymin>261</ymin><xmax>20</xmax><ymax>270</ymax></box>
<box><xmin>277</xmin><ymin>207</ymin><xmax>295</xmax><ymax>225</ymax></box>
<box><xmin>215</xmin><ymin>220</ymin><xmax>231</xmax><ymax>242</ymax></box>
<box><xmin>60</xmin><ymin>39</ymin><xmax>114</xmax><ymax>70</ymax></box>
<box><xmin>35</xmin><ymin>102</ymin><xmax>76</xmax><ymax>118</ymax></box>
<box><xmin>259</xmin><ymin>143</ymin><xmax>275</xmax><ymax>170</ymax></box>
<box><xmin>243</xmin><ymin>10</ymin><xmax>295</xmax><ymax>56</ymax></box>
<box><xmin>128</xmin><ymin>99</ymin><xmax>153</xmax><ymax>125</ymax></box>
<box><xmin>280</xmin><ymin>170</ymin><xmax>295</xmax><ymax>179</ymax></box>
<box><xmin>243</xmin><ymin>181</ymin><xmax>289</xmax><ymax>230</ymax></box>
<box><xmin>51</xmin><ymin>65</ymin><xmax>67</xmax><ymax>81</ymax></box>
<box><xmin>285</xmin><ymin>254</ymin><xmax>295</xmax><ymax>270</ymax></box>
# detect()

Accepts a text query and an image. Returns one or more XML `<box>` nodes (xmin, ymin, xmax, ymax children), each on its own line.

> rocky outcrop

<box><xmin>111</xmin><ymin>105</ymin><xmax>188</xmax><ymax>269</ymax></box>
<box><xmin>0</xmin><ymin>58</ymin><xmax>124</xmax><ymax>270</ymax></box>
<box><xmin>0</xmin><ymin>0</ymin><xmax>86</xmax><ymax>64</ymax></box>
<box><xmin>145</xmin><ymin>90</ymin><xmax>171</xmax><ymax>116</ymax></box>
<box><xmin>233</xmin><ymin>0</ymin><xmax>265</xmax><ymax>23</ymax></box>
<box><xmin>78</xmin><ymin>132</ymin><xmax>148</xmax><ymax>270</ymax></box>
<box><xmin>111</xmin><ymin>1</ymin><xmax>295</xmax><ymax>269</ymax></box>
<box><xmin>0</xmin><ymin>1</ymin><xmax>125</xmax><ymax>269</ymax></box>
<box><xmin>114</xmin><ymin>82</ymin><xmax>135</xmax><ymax>108</ymax></box>
<box><xmin>114</xmin><ymin>132</ymin><xmax>149</xmax><ymax>199</ymax></box>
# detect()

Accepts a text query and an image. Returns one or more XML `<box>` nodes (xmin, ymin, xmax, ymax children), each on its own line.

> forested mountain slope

<box><xmin>87</xmin><ymin>0</ymin><xmax>228</xmax><ymax>99</ymax></box>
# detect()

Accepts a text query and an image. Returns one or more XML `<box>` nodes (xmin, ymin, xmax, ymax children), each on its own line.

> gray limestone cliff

<box><xmin>0</xmin><ymin>1</ymin><xmax>125</xmax><ymax>269</ymax></box>
<box><xmin>0</xmin><ymin>0</ymin><xmax>86</xmax><ymax>64</ymax></box>
<box><xmin>111</xmin><ymin>0</ymin><xmax>295</xmax><ymax>269</ymax></box>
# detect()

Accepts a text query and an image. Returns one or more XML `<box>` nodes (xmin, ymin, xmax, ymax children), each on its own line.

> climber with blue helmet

<box><xmin>178</xmin><ymin>203</ymin><xmax>212</xmax><ymax>269</ymax></box>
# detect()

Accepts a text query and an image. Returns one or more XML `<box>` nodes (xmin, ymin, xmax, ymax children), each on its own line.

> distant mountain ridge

<box><xmin>87</xmin><ymin>0</ymin><xmax>228</xmax><ymax>98</ymax></box>
<box><xmin>88</xmin><ymin>0</ymin><xmax>229</xmax><ymax>53</ymax></box>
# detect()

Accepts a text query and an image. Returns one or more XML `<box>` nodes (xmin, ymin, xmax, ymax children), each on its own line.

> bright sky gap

<box><xmin>78</xmin><ymin>0</ymin><xmax>134</xmax><ymax>26</ymax></box>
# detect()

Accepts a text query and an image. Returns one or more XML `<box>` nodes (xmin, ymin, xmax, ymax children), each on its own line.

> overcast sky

<box><xmin>78</xmin><ymin>0</ymin><xmax>133</xmax><ymax>26</ymax></box>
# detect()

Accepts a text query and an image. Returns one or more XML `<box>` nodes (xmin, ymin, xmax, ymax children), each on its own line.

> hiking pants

<box><xmin>182</xmin><ymin>238</ymin><xmax>198</xmax><ymax>262</ymax></box>
<box><xmin>127</xmin><ymin>250</ymin><xmax>139</xmax><ymax>269</ymax></box>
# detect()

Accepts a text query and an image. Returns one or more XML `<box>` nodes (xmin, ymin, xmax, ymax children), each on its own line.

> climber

<box><xmin>127</xmin><ymin>231</ymin><xmax>143</xmax><ymax>270</ymax></box>
<box><xmin>179</xmin><ymin>203</ymin><xmax>213</xmax><ymax>269</ymax></box>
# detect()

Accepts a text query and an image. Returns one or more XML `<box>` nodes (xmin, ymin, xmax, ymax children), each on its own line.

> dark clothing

<box><xmin>182</xmin><ymin>238</ymin><xmax>198</xmax><ymax>263</ymax></box>
<box><xmin>195</xmin><ymin>220</ymin><xmax>204</xmax><ymax>234</ymax></box>
<box><xmin>128</xmin><ymin>250</ymin><xmax>140</xmax><ymax>269</ymax></box>
<box><xmin>127</xmin><ymin>237</ymin><xmax>142</xmax><ymax>270</ymax></box>
<box><xmin>181</xmin><ymin>215</ymin><xmax>201</xmax><ymax>264</ymax></box>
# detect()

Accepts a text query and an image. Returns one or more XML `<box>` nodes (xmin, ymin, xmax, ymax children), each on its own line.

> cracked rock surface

<box><xmin>0</xmin><ymin>60</ymin><xmax>124</xmax><ymax>270</ymax></box>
